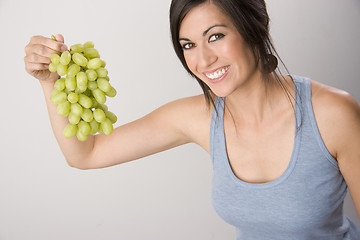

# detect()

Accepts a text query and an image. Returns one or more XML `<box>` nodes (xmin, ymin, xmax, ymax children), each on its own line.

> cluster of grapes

<box><xmin>49</xmin><ymin>38</ymin><xmax>117</xmax><ymax>141</ymax></box>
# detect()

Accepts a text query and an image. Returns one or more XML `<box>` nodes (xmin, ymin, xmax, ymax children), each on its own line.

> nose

<box><xmin>196</xmin><ymin>44</ymin><xmax>217</xmax><ymax>69</ymax></box>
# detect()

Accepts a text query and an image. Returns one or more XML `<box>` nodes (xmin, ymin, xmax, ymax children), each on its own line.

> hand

<box><xmin>24</xmin><ymin>34</ymin><xmax>68</xmax><ymax>83</ymax></box>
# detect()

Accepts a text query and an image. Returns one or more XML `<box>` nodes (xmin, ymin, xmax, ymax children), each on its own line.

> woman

<box><xmin>24</xmin><ymin>0</ymin><xmax>360</xmax><ymax>238</ymax></box>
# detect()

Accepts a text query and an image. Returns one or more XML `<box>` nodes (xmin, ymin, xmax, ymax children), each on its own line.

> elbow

<box><xmin>65</xmin><ymin>157</ymin><xmax>92</xmax><ymax>170</ymax></box>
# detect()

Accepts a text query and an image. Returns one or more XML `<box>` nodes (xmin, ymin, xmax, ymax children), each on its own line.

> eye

<box><xmin>208</xmin><ymin>33</ymin><xmax>224</xmax><ymax>42</ymax></box>
<box><xmin>182</xmin><ymin>42</ymin><xmax>196</xmax><ymax>50</ymax></box>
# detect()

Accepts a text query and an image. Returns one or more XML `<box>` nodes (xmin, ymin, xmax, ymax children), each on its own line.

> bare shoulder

<box><xmin>155</xmin><ymin>94</ymin><xmax>213</xmax><ymax>151</ymax></box>
<box><xmin>310</xmin><ymin>79</ymin><xmax>360</xmax><ymax>159</ymax></box>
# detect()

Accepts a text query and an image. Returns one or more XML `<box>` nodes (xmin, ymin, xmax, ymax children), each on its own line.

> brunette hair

<box><xmin>169</xmin><ymin>0</ymin><xmax>292</xmax><ymax>108</ymax></box>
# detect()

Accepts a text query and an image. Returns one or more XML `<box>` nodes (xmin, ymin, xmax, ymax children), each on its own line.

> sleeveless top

<box><xmin>209</xmin><ymin>75</ymin><xmax>360</xmax><ymax>239</ymax></box>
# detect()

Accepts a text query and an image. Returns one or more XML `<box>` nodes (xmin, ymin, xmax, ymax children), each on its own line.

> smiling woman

<box><xmin>23</xmin><ymin>0</ymin><xmax>360</xmax><ymax>239</ymax></box>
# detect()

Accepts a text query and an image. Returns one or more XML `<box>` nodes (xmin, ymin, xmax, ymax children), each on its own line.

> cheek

<box><xmin>184</xmin><ymin>53</ymin><xmax>197</xmax><ymax>74</ymax></box>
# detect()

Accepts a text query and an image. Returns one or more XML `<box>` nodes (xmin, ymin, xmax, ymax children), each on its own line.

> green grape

<box><xmin>65</xmin><ymin>75</ymin><xmax>76</xmax><ymax>91</ymax></box>
<box><xmin>70</xmin><ymin>103</ymin><xmax>84</xmax><ymax>116</ymax></box>
<box><xmin>89</xmin><ymin>119</ymin><xmax>100</xmax><ymax>134</ymax></box>
<box><xmin>101</xmin><ymin>118</ymin><xmax>113</xmax><ymax>135</ymax></box>
<box><xmin>60</xmin><ymin>51</ymin><xmax>71</xmax><ymax>65</ymax></box>
<box><xmin>67</xmin><ymin>92</ymin><xmax>79</xmax><ymax>103</ymax></box>
<box><xmin>93</xmin><ymin>108</ymin><xmax>106</xmax><ymax>123</ymax></box>
<box><xmin>76</xmin><ymin>72</ymin><xmax>88</xmax><ymax>88</ymax></box>
<box><xmin>78</xmin><ymin>94</ymin><xmax>93</xmax><ymax>108</ymax></box>
<box><xmin>96</xmin><ymin>68</ymin><xmax>108</xmax><ymax>78</ymax></box>
<box><xmin>78</xmin><ymin>120</ymin><xmax>91</xmax><ymax>135</ymax></box>
<box><xmin>70</xmin><ymin>44</ymin><xmax>84</xmax><ymax>53</ymax></box>
<box><xmin>76</xmin><ymin>130</ymin><xmax>88</xmax><ymax>141</ymax></box>
<box><xmin>97</xmin><ymin>78</ymin><xmax>111</xmax><ymax>92</ymax></box>
<box><xmin>81</xmin><ymin>108</ymin><xmax>94</xmax><ymax>122</ymax></box>
<box><xmin>51</xmin><ymin>91</ymin><xmax>67</xmax><ymax>104</ymax></box>
<box><xmin>68</xmin><ymin>112</ymin><xmax>81</xmax><ymax>124</ymax></box>
<box><xmin>57</xmin><ymin>63</ymin><xmax>68</xmax><ymax>76</ymax></box>
<box><xmin>67</xmin><ymin>64</ymin><xmax>81</xmax><ymax>77</ymax></box>
<box><xmin>105</xmin><ymin>86</ymin><xmax>117</xmax><ymax>97</ymax></box>
<box><xmin>76</xmin><ymin>85</ymin><xmax>87</xmax><ymax>94</ymax></box>
<box><xmin>83</xmin><ymin>48</ymin><xmax>100</xmax><ymax>59</ymax></box>
<box><xmin>50</xmin><ymin>89</ymin><xmax>61</xmax><ymax>99</ymax></box>
<box><xmin>50</xmin><ymin>53</ymin><xmax>60</xmax><ymax>64</ymax></box>
<box><xmin>91</xmin><ymin>98</ymin><xmax>100</xmax><ymax>109</ymax></box>
<box><xmin>57</xmin><ymin>101</ymin><xmax>71</xmax><ymax>117</ymax></box>
<box><xmin>101</xmin><ymin>60</ymin><xmax>106</xmax><ymax>67</ymax></box>
<box><xmin>92</xmin><ymin>89</ymin><xmax>106</xmax><ymax>104</ymax></box>
<box><xmin>72</xmin><ymin>53</ymin><xmax>88</xmax><ymax>67</ymax></box>
<box><xmin>99</xmin><ymin>104</ymin><xmax>108</xmax><ymax>111</ymax></box>
<box><xmin>88</xmin><ymin>81</ymin><xmax>97</xmax><ymax>90</ymax></box>
<box><xmin>54</xmin><ymin>78</ymin><xmax>66</xmax><ymax>91</ymax></box>
<box><xmin>87</xmin><ymin>58</ymin><xmax>102</xmax><ymax>70</ymax></box>
<box><xmin>48</xmin><ymin>63</ymin><xmax>58</xmax><ymax>72</ymax></box>
<box><xmin>83</xmin><ymin>41</ymin><xmax>94</xmax><ymax>49</ymax></box>
<box><xmin>105</xmin><ymin>110</ymin><xmax>117</xmax><ymax>124</ymax></box>
<box><xmin>85</xmin><ymin>69</ymin><xmax>97</xmax><ymax>81</ymax></box>
<box><xmin>63</xmin><ymin>123</ymin><xmax>78</xmax><ymax>139</ymax></box>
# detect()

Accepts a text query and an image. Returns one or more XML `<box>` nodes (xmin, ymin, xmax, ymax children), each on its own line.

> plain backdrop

<box><xmin>0</xmin><ymin>0</ymin><xmax>359</xmax><ymax>239</ymax></box>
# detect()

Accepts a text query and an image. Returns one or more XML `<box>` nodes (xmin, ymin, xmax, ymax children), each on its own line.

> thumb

<box><xmin>54</xmin><ymin>33</ymin><xmax>65</xmax><ymax>43</ymax></box>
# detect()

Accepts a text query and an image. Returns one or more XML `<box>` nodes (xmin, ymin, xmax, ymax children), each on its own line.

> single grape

<box><xmin>63</xmin><ymin>123</ymin><xmax>78</xmax><ymax>139</ymax></box>
<box><xmin>89</xmin><ymin>119</ymin><xmax>100</xmax><ymax>134</ymax></box>
<box><xmin>54</xmin><ymin>78</ymin><xmax>66</xmax><ymax>91</ymax></box>
<box><xmin>101</xmin><ymin>118</ymin><xmax>113</xmax><ymax>135</ymax></box>
<box><xmin>87</xmin><ymin>58</ymin><xmax>102</xmax><ymax>70</ymax></box>
<box><xmin>101</xmin><ymin>60</ymin><xmax>106</xmax><ymax>67</ymax></box>
<box><xmin>67</xmin><ymin>64</ymin><xmax>81</xmax><ymax>77</ymax></box>
<box><xmin>70</xmin><ymin>44</ymin><xmax>84</xmax><ymax>53</ymax></box>
<box><xmin>50</xmin><ymin>91</ymin><xmax>67</xmax><ymax>105</ymax></box>
<box><xmin>78</xmin><ymin>120</ymin><xmax>91</xmax><ymax>135</ymax></box>
<box><xmin>83</xmin><ymin>48</ymin><xmax>100</xmax><ymax>59</ymax></box>
<box><xmin>87</xmin><ymin>81</ymin><xmax>98</xmax><ymax>90</ymax></box>
<box><xmin>76</xmin><ymin>130</ymin><xmax>88</xmax><ymax>141</ymax></box>
<box><xmin>96</xmin><ymin>68</ymin><xmax>108</xmax><ymax>78</ymax></box>
<box><xmin>105</xmin><ymin>111</ymin><xmax>117</xmax><ymax>124</ymax></box>
<box><xmin>57</xmin><ymin>64</ymin><xmax>68</xmax><ymax>76</ymax></box>
<box><xmin>78</xmin><ymin>94</ymin><xmax>93</xmax><ymax>108</ymax></box>
<box><xmin>76</xmin><ymin>72</ymin><xmax>88</xmax><ymax>87</ymax></box>
<box><xmin>83</xmin><ymin>41</ymin><xmax>94</xmax><ymax>49</ymax></box>
<box><xmin>99</xmin><ymin>104</ymin><xmax>108</xmax><ymax>111</ymax></box>
<box><xmin>57</xmin><ymin>101</ymin><xmax>71</xmax><ymax>117</ymax></box>
<box><xmin>81</xmin><ymin>108</ymin><xmax>94</xmax><ymax>122</ymax></box>
<box><xmin>50</xmin><ymin>53</ymin><xmax>60</xmax><ymax>64</ymax></box>
<box><xmin>72</xmin><ymin>53</ymin><xmax>88</xmax><ymax>67</ymax></box>
<box><xmin>85</xmin><ymin>69</ymin><xmax>97</xmax><ymax>81</ymax></box>
<box><xmin>67</xmin><ymin>92</ymin><xmax>79</xmax><ymax>103</ymax></box>
<box><xmin>105</xmin><ymin>86</ymin><xmax>117</xmax><ymax>97</ymax></box>
<box><xmin>93</xmin><ymin>108</ymin><xmax>106</xmax><ymax>123</ymax></box>
<box><xmin>68</xmin><ymin>112</ymin><xmax>81</xmax><ymax>125</ymax></box>
<box><xmin>97</xmin><ymin>78</ymin><xmax>111</xmax><ymax>92</ymax></box>
<box><xmin>92</xmin><ymin>89</ymin><xmax>106</xmax><ymax>104</ymax></box>
<box><xmin>60</xmin><ymin>51</ymin><xmax>71</xmax><ymax>65</ymax></box>
<box><xmin>65</xmin><ymin>75</ymin><xmax>76</xmax><ymax>91</ymax></box>
<box><xmin>48</xmin><ymin>63</ymin><xmax>58</xmax><ymax>72</ymax></box>
<box><xmin>70</xmin><ymin>103</ymin><xmax>84</xmax><ymax>116</ymax></box>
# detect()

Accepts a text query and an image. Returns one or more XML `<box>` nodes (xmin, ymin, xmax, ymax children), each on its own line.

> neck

<box><xmin>224</xmin><ymin>73</ymin><xmax>292</xmax><ymax>127</ymax></box>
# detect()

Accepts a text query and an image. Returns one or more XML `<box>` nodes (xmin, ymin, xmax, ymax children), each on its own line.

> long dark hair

<box><xmin>169</xmin><ymin>0</ymin><xmax>293</xmax><ymax>109</ymax></box>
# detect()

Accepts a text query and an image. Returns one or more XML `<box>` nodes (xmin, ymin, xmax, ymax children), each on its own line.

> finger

<box><xmin>26</xmin><ymin>43</ymin><xmax>60</xmax><ymax>58</ymax></box>
<box><xmin>29</xmin><ymin>35</ymin><xmax>68</xmax><ymax>52</ymax></box>
<box><xmin>54</xmin><ymin>33</ymin><xmax>65</xmax><ymax>43</ymax></box>
<box><xmin>25</xmin><ymin>62</ymin><xmax>49</xmax><ymax>74</ymax></box>
<box><xmin>25</xmin><ymin>53</ymin><xmax>51</xmax><ymax>65</ymax></box>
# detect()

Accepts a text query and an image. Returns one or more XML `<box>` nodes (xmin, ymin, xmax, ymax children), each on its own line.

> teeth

<box><xmin>206</xmin><ymin>66</ymin><xmax>228</xmax><ymax>80</ymax></box>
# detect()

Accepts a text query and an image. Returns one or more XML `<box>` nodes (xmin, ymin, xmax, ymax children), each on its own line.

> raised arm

<box><xmin>24</xmin><ymin>34</ymin><xmax>211</xmax><ymax>170</ymax></box>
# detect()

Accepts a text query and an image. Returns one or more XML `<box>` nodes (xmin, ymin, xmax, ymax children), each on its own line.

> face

<box><xmin>179</xmin><ymin>3</ymin><xmax>259</xmax><ymax>97</ymax></box>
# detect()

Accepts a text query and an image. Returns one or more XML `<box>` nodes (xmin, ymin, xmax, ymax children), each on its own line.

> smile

<box><xmin>204</xmin><ymin>66</ymin><xmax>229</xmax><ymax>80</ymax></box>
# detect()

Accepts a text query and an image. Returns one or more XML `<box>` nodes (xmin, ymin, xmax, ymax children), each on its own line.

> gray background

<box><xmin>0</xmin><ymin>0</ymin><xmax>359</xmax><ymax>239</ymax></box>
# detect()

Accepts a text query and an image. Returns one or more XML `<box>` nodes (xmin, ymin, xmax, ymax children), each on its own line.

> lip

<box><xmin>203</xmin><ymin>65</ymin><xmax>230</xmax><ymax>84</ymax></box>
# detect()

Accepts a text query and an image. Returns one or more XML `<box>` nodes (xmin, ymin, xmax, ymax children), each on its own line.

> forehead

<box><xmin>179</xmin><ymin>3</ymin><xmax>232</xmax><ymax>37</ymax></box>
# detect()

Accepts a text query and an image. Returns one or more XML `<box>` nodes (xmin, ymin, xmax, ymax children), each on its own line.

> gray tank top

<box><xmin>210</xmin><ymin>75</ymin><xmax>360</xmax><ymax>239</ymax></box>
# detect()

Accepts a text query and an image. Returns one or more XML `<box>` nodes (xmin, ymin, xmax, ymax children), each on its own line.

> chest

<box><xmin>223</xmin><ymin>111</ymin><xmax>295</xmax><ymax>184</ymax></box>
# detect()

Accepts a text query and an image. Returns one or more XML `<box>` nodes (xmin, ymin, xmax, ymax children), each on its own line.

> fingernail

<box><xmin>61</xmin><ymin>45</ymin><xmax>68</xmax><ymax>51</ymax></box>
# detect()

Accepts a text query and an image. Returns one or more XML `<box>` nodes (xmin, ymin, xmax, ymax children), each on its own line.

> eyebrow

<box><xmin>179</xmin><ymin>24</ymin><xmax>227</xmax><ymax>42</ymax></box>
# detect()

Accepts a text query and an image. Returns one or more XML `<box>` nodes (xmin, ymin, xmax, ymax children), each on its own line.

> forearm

<box><xmin>40</xmin><ymin>81</ymin><xmax>94</xmax><ymax>168</ymax></box>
